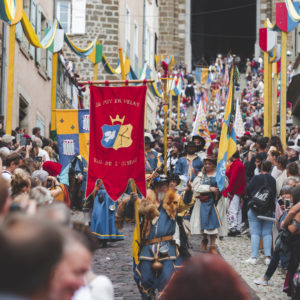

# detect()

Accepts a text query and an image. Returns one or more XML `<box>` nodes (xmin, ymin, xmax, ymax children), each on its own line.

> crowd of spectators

<box><xmin>1</xmin><ymin>52</ymin><xmax>300</xmax><ymax>299</ymax></box>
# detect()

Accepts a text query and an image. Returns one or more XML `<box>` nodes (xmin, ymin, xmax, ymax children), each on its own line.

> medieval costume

<box><xmin>145</xmin><ymin>133</ymin><xmax>162</xmax><ymax>174</ymax></box>
<box><xmin>90</xmin><ymin>185</ymin><xmax>124</xmax><ymax>243</ymax></box>
<box><xmin>116</xmin><ymin>175</ymin><xmax>193</xmax><ymax>299</ymax></box>
<box><xmin>174</xmin><ymin>142</ymin><xmax>203</xmax><ymax>182</ymax></box>
<box><xmin>190</xmin><ymin>155</ymin><xmax>221</xmax><ymax>254</ymax></box>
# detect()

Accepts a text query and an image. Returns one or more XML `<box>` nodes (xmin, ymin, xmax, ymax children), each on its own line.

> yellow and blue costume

<box><xmin>145</xmin><ymin>149</ymin><xmax>163</xmax><ymax>173</ymax></box>
<box><xmin>174</xmin><ymin>154</ymin><xmax>203</xmax><ymax>181</ymax></box>
<box><xmin>116</xmin><ymin>188</ymin><xmax>193</xmax><ymax>299</ymax></box>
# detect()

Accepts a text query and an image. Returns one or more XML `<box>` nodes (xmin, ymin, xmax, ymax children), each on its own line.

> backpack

<box><xmin>248</xmin><ymin>175</ymin><xmax>274</xmax><ymax>216</ymax></box>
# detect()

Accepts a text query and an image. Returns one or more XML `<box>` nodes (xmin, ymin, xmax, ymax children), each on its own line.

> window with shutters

<box><xmin>16</xmin><ymin>0</ymin><xmax>30</xmax><ymax>53</ymax></box>
<box><xmin>39</xmin><ymin>14</ymin><xmax>47</xmax><ymax>72</ymax></box>
<box><xmin>28</xmin><ymin>0</ymin><xmax>37</xmax><ymax>59</ymax></box>
<box><xmin>57</xmin><ymin>0</ymin><xmax>86</xmax><ymax>35</ymax></box>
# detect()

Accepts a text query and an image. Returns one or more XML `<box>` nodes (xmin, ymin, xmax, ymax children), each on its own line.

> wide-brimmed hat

<box><xmin>168</xmin><ymin>173</ymin><xmax>181</xmax><ymax>185</ymax></box>
<box><xmin>192</xmin><ymin>135</ymin><xmax>206</xmax><ymax>150</ymax></box>
<box><xmin>152</xmin><ymin>174</ymin><xmax>169</xmax><ymax>187</ymax></box>
<box><xmin>203</xmin><ymin>154</ymin><xmax>217</xmax><ymax>164</ymax></box>
<box><xmin>185</xmin><ymin>141</ymin><xmax>197</xmax><ymax>149</ymax></box>
<box><xmin>287</xmin><ymin>144</ymin><xmax>300</xmax><ymax>153</ymax></box>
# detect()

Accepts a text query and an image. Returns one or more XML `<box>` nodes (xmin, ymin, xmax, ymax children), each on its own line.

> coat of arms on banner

<box><xmin>101</xmin><ymin>115</ymin><xmax>133</xmax><ymax>150</ymax></box>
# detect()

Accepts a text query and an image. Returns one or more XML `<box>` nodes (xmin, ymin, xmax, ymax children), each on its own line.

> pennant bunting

<box><xmin>234</xmin><ymin>100</ymin><xmax>245</xmax><ymax>137</ymax></box>
<box><xmin>192</xmin><ymin>100</ymin><xmax>211</xmax><ymax>148</ymax></box>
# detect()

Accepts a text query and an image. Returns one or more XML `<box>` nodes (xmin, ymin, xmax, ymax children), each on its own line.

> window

<box><xmin>57</xmin><ymin>0</ymin><xmax>86</xmax><ymax>35</ymax></box>
<box><xmin>39</xmin><ymin>14</ymin><xmax>47</xmax><ymax>72</ymax></box>
<box><xmin>36</xmin><ymin>114</ymin><xmax>45</xmax><ymax>136</ymax></box>
<box><xmin>19</xmin><ymin>96</ymin><xmax>29</xmax><ymax>129</ymax></box>
<box><xmin>57</xmin><ymin>1</ymin><xmax>71</xmax><ymax>34</ymax></box>
<box><xmin>71</xmin><ymin>0</ymin><xmax>86</xmax><ymax>34</ymax></box>
<box><xmin>28</xmin><ymin>0</ymin><xmax>37</xmax><ymax>58</ymax></box>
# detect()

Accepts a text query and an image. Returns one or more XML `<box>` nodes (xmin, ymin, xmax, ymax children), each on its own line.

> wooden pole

<box><xmin>169</xmin><ymin>92</ymin><xmax>172</xmax><ymax>132</ymax></box>
<box><xmin>93</xmin><ymin>63</ymin><xmax>98</xmax><ymax>81</ymax></box>
<box><xmin>162</xmin><ymin>80</ymin><xmax>168</xmax><ymax>175</ymax></box>
<box><xmin>119</xmin><ymin>48</ymin><xmax>126</xmax><ymax>81</ymax></box>
<box><xmin>50</xmin><ymin>52</ymin><xmax>58</xmax><ymax>131</ymax></box>
<box><xmin>272</xmin><ymin>63</ymin><xmax>278</xmax><ymax>135</ymax></box>
<box><xmin>5</xmin><ymin>25</ymin><xmax>16</xmax><ymax>134</ymax></box>
<box><xmin>177</xmin><ymin>94</ymin><xmax>180</xmax><ymax>130</ymax></box>
<box><xmin>263</xmin><ymin>50</ymin><xmax>271</xmax><ymax>137</ymax></box>
<box><xmin>281</xmin><ymin>31</ymin><xmax>287</xmax><ymax>150</ymax></box>
<box><xmin>77</xmin><ymin>79</ymin><xmax>155</xmax><ymax>85</ymax></box>
<box><xmin>268</xmin><ymin>58</ymin><xmax>272</xmax><ymax>136</ymax></box>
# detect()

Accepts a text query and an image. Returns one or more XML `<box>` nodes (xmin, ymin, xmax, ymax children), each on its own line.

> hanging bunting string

<box><xmin>21</xmin><ymin>11</ymin><xmax>58</xmax><ymax>49</ymax></box>
<box><xmin>0</xmin><ymin>0</ymin><xmax>17</xmax><ymax>23</ymax></box>
<box><xmin>285</xmin><ymin>0</ymin><xmax>300</xmax><ymax>21</ymax></box>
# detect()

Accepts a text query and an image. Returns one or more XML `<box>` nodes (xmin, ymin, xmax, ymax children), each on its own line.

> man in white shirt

<box><xmin>34</xmin><ymin>138</ymin><xmax>50</xmax><ymax>162</ymax></box>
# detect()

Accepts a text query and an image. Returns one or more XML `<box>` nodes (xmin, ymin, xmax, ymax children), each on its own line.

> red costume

<box><xmin>223</xmin><ymin>158</ymin><xmax>246</xmax><ymax>197</ymax></box>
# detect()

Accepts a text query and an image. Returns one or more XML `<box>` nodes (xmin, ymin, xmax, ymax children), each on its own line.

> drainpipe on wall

<box><xmin>142</xmin><ymin>0</ymin><xmax>146</xmax><ymax>65</ymax></box>
<box><xmin>0</xmin><ymin>23</ymin><xmax>7</xmax><ymax>116</ymax></box>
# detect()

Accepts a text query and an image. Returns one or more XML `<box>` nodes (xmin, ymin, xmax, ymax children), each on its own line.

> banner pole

<box><xmin>263</xmin><ymin>49</ymin><xmax>270</xmax><ymax>137</ymax></box>
<box><xmin>272</xmin><ymin>63</ymin><xmax>278</xmax><ymax>135</ymax></box>
<box><xmin>163</xmin><ymin>79</ymin><xmax>168</xmax><ymax>175</ymax></box>
<box><xmin>51</xmin><ymin>52</ymin><xmax>58</xmax><ymax>131</ymax></box>
<box><xmin>268</xmin><ymin>57</ymin><xmax>272</xmax><ymax>137</ymax></box>
<box><xmin>5</xmin><ymin>24</ymin><xmax>16</xmax><ymax>135</ymax></box>
<box><xmin>177</xmin><ymin>95</ymin><xmax>180</xmax><ymax>130</ymax></box>
<box><xmin>169</xmin><ymin>91</ymin><xmax>172</xmax><ymax>132</ymax></box>
<box><xmin>281</xmin><ymin>31</ymin><xmax>287</xmax><ymax>150</ymax></box>
<box><xmin>77</xmin><ymin>79</ymin><xmax>155</xmax><ymax>85</ymax></box>
<box><xmin>119</xmin><ymin>48</ymin><xmax>126</xmax><ymax>81</ymax></box>
<box><xmin>93</xmin><ymin>63</ymin><xmax>98</xmax><ymax>81</ymax></box>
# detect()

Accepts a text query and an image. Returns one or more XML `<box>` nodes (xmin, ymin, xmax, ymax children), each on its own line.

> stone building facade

<box><xmin>59</xmin><ymin>0</ymin><xmax>192</xmax><ymax>130</ymax></box>
<box><xmin>61</xmin><ymin>0</ymin><xmax>192</xmax><ymax>80</ymax></box>
<box><xmin>61</xmin><ymin>0</ymin><xmax>120</xmax><ymax>82</ymax></box>
<box><xmin>158</xmin><ymin>0</ymin><xmax>191</xmax><ymax>71</ymax></box>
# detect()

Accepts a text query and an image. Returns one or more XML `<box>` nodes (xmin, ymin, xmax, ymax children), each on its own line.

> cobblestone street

<box><xmin>71</xmin><ymin>209</ymin><xmax>291</xmax><ymax>300</ymax></box>
<box><xmin>218</xmin><ymin>235</ymin><xmax>289</xmax><ymax>300</ymax></box>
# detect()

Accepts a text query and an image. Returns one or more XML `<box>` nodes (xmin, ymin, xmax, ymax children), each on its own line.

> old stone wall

<box><xmin>158</xmin><ymin>0</ymin><xmax>187</xmax><ymax>63</ymax></box>
<box><xmin>63</xmin><ymin>0</ymin><xmax>120</xmax><ymax>82</ymax></box>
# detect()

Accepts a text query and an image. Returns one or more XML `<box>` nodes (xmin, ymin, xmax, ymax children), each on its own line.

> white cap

<box><xmin>144</xmin><ymin>132</ymin><xmax>154</xmax><ymax>142</ymax></box>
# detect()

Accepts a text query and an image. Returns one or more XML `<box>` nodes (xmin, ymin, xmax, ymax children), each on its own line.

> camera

<box><xmin>34</xmin><ymin>156</ymin><xmax>43</xmax><ymax>162</ymax></box>
<box><xmin>278</xmin><ymin>199</ymin><xmax>284</xmax><ymax>206</ymax></box>
<box><xmin>46</xmin><ymin>178</ymin><xmax>53</xmax><ymax>189</ymax></box>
